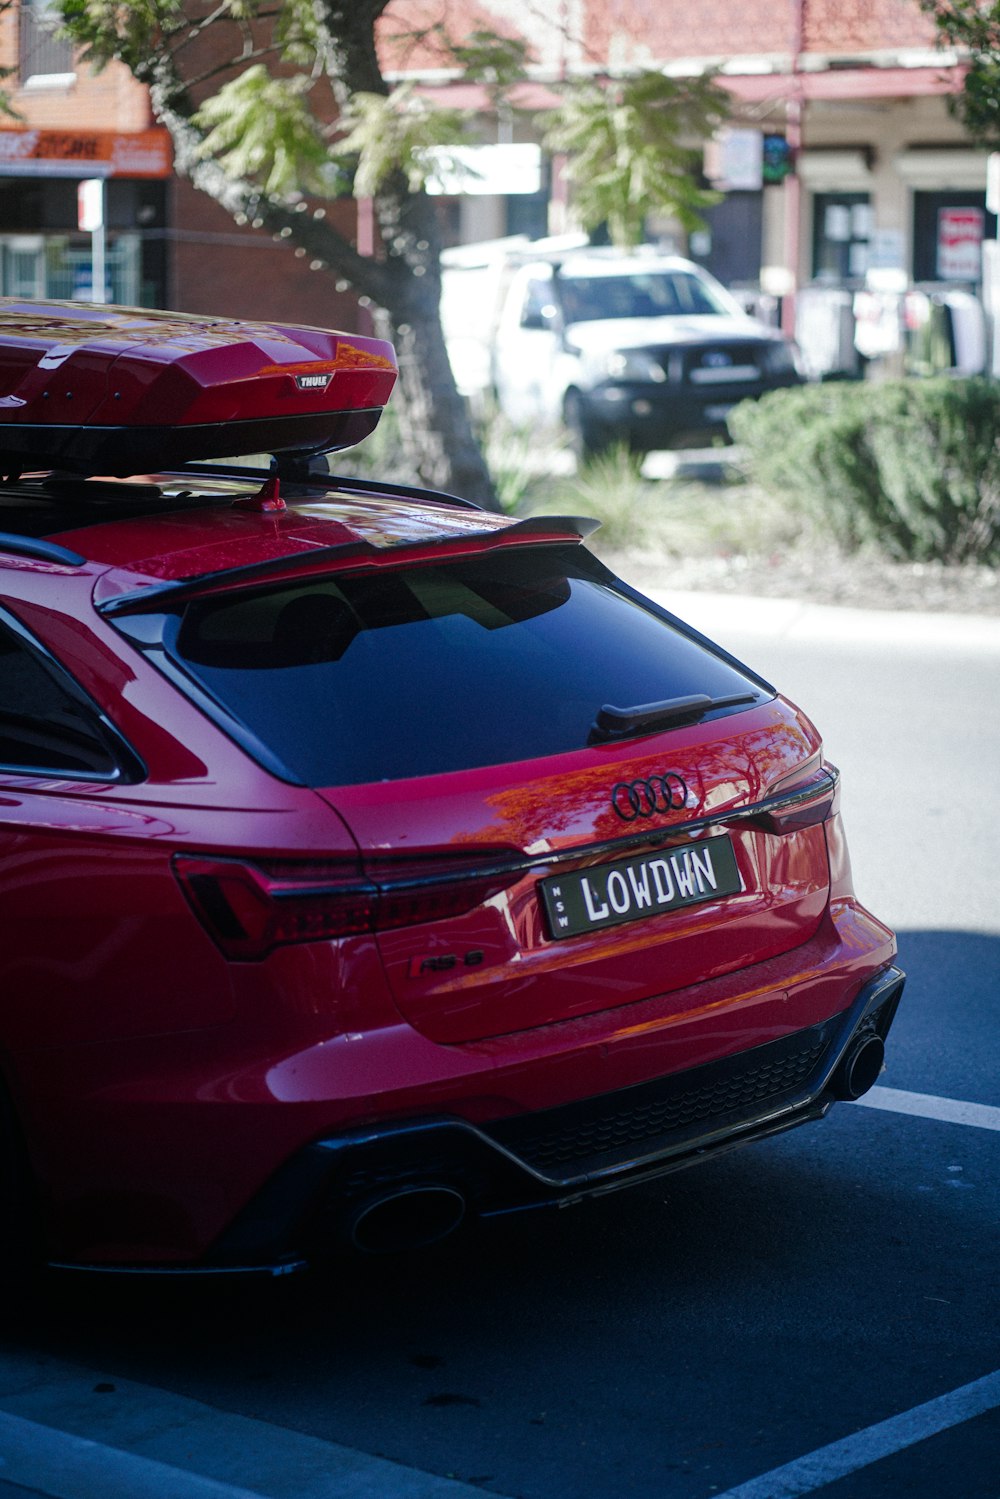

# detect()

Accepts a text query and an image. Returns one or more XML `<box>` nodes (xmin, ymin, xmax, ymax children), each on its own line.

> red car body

<box><xmin>0</xmin><ymin>301</ymin><xmax>902</xmax><ymax>1274</ymax></box>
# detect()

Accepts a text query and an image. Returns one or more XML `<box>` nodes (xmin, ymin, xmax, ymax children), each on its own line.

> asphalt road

<box><xmin>0</xmin><ymin>592</ymin><xmax>997</xmax><ymax>1499</ymax></box>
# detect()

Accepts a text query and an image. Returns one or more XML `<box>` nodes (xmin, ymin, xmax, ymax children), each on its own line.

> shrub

<box><xmin>729</xmin><ymin>378</ymin><xmax>1000</xmax><ymax>564</ymax></box>
<box><xmin>526</xmin><ymin>443</ymin><xmax>656</xmax><ymax>548</ymax></box>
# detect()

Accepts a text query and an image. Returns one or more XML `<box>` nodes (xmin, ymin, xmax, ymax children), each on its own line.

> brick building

<box><xmin>384</xmin><ymin>1</ymin><xmax>992</xmax><ymax>305</ymax></box>
<box><xmin>0</xmin><ymin>0</ymin><xmax>360</xmax><ymax>332</ymax></box>
<box><xmin>0</xmin><ymin>0</ymin><xmax>173</xmax><ymax>303</ymax></box>
<box><xmin>0</xmin><ymin>0</ymin><xmax>993</xmax><ymax>362</ymax></box>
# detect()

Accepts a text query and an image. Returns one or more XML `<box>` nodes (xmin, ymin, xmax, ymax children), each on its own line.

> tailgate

<box><xmin>320</xmin><ymin>697</ymin><xmax>832</xmax><ymax>1044</ymax></box>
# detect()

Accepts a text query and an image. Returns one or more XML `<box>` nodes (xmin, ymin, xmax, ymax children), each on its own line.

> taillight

<box><xmin>173</xmin><ymin>852</ymin><xmax>520</xmax><ymax>961</ymax></box>
<box><xmin>744</xmin><ymin>760</ymin><xmax>840</xmax><ymax>835</ymax></box>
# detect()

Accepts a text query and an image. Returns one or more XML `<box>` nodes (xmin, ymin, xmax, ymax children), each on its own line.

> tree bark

<box><xmin>111</xmin><ymin>4</ymin><xmax>500</xmax><ymax>509</ymax></box>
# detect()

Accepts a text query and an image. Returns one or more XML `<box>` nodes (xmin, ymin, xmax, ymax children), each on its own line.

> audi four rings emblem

<box><xmin>611</xmin><ymin>773</ymin><xmax>690</xmax><ymax>821</ymax></box>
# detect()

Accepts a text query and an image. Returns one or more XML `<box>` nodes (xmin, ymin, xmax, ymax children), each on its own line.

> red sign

<box><xmin>937</xmin><ymin>208</ymin><xmax>985</xmax><ymax>281</ymax></box>
<box><xmin>0</xmin><ymin>126</ymin><xmax>172</xmax><ymax>178</ymax></box>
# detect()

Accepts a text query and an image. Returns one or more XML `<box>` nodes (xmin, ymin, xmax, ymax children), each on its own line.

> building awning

<box><xmin>0</xmin><ymin>126</ymin><xmax>172</xmax><ymax>179</ymax></box>
<box><xmin>412</xmin><ymin>64</ymin><xmax>966</xmax><ymax>113</ymax></box>
<box><xmin>722</xmin><ymin>64</ymin><xmax>966</xmax><ymax>105</ymax></box>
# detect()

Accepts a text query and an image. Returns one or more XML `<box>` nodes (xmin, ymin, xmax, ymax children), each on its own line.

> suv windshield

<box><xmin>557</xmin><ymin>272</ymin><xmax>729</xmax><ymax>323</ymax></box>
<box><xmin>152</xmin><ymin>546</ymin><xmax>767</xmax><ymax>786</ymax></box>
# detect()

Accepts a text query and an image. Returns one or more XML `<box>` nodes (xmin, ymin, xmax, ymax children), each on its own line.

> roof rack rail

<box><xmin>0</xmin><ymin>532</ymin><xmax>86</xmax><ymax>567</ymax></box>
<box><xmin>312</xmin><ymin>471</ymin><xmax>484</xmax><ymax>512</ymax></box>
<box><xmin>174</xmin><ymin>461</ymin><xmax>486</xmax><ymax>513</ymax></box>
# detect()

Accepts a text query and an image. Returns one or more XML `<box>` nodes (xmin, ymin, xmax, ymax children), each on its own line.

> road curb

<box><xmin>0</xmin><ymin>1352</ymin><xmax>499</xmax><ymax>1499</ymax></box>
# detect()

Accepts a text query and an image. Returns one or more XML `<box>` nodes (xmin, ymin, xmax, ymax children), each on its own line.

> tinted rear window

<box><xmin>163</xmin><ymin>547</ymin><xmax>767</xmax><ymax>785</ymax></box>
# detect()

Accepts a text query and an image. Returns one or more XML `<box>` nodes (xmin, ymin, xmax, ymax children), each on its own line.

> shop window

<box><xmin>0</xmin><ymin>234</ymin><xmax>141</xmax><ymax>303</ymax></box>
<box><xmin>912</xmin><ymin>191</ymin><xmax>996</xmax><ymax>285</ymax></box>
<box><xmin>812</xmin><ymin>193</ymin><xmax>873</xmax><ymax>283</ymax></box>
<box><xmin>18</xmin><ymin>0</ymin><xmax>74</xmax><ymax>84</ymax></box>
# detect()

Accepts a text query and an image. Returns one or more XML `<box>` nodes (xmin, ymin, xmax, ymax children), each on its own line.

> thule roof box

<box><xmin>0</xmin><ymin>300</ymin><xmax>397</xmax><ymax>477</ymax></box>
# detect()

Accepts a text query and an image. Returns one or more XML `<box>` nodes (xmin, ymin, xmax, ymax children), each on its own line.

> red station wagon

<box><xmin>0</xmin><ymin>300</ymin><xmax>903</xmax><ymax>1275</ymax></box>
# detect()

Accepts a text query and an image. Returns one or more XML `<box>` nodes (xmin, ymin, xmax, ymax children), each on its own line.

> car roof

<box><xmin>0</xmin><ymin>300</ymin><xmax>595</xmax><ymax>607</ymax></box>
<box><xmin>552</xmin><ymin>252</ymin><xmax>706</xmax><ymax>279</ymax></box>
<box><xmin>0</xmin><ymin>467</ymin><xmax>599</xmax><ymax>614</ymax></box>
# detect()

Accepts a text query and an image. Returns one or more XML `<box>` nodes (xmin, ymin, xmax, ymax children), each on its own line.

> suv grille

<box><xmin>685</xmin><ymin>344</ymin><xmax>762</xmax><ymax>385</ymax></box>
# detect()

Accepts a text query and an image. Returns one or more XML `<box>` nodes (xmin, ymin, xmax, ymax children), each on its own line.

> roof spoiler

<box><xmin>97</xmin><ymin>511</ymin><xmax>602</xmax><ymax>618</ymax></box>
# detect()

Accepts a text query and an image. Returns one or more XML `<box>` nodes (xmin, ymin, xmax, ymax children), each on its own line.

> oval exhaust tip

<box><xmin>348</xmin><ymin>1184</ymin><xmax>467</xmax><ymax>1255</ymax></box>
<box><xmin>836</xmin><ymin>1033</ymin><xmax>885</xmax><ymax>1101</ymax></box>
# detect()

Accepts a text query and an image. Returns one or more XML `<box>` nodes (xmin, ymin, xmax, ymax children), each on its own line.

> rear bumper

<box><xmin>40</xmin><ymin>899</ymin><xmax>898</xmax><ymax>1273</ymax></box>
<box><xmin>206</xmin><ymin>963</ymin><xmax>904</xmax><ymax>1269</ymax></box>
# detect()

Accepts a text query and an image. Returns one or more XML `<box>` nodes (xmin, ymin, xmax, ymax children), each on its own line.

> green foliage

<box><xmin>920</xmin><ymin>1</ymin><xmax>1000</xmax><ymax>146</ymax></box>
<box><xmin>447</xmin><ymin>30</ymin><xmax>530</xmax><ymax>105</ymax></box>
<box><xmin>729</xmin><ymin>378</ymin><xmax>1000</xmax><ymax>564</ymax></box>
<box><xmin>59</xmin><ymin>0</ymin><xmax>183</xmax><ymax>72</ymax></box>
<box><xmin>527</xmin><ymin>444</ymin><xmax>655</xmax><ymax>548</ymax></box>
<box><xmin>194</xmin><ymin>65</ymin><xmax>332</xmax><ymax>198</ymax></box>
<box><xmin>475</xmin><ymin>408</ymin><xmax>545</xmax><ymax>515</ymax></box>
<box><xmin>274</xmin><ymin>0</ymin><xmax>337</xmax><ymax>70</ymax></box>
<box><xmin>541</xmin><ymin>71</ymin><xmax>727</xmax><ymax>248</ymax></box>
<box><xmin>332</xmin><ymin>84</ymin><xmax>473</xmax><ymax>196</ymax></box>
<box><xmin>60</xmin><ymin>0</ymin><xmax>328</xmax><ymax>74</ymax></box>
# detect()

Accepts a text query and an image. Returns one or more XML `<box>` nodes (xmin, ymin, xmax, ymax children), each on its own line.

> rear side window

<box><xmin>162</xmin><ymin>546</ymin><xmax>767</xmax><ymax>786</ymax></box>
<box><xmin>0</xmin><ymin>616</ymin><xmax>121</xmax><ymax>778</ymax></box>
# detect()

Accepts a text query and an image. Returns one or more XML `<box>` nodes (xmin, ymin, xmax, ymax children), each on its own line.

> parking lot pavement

<box><xmin>1</xmin><ymin>1073</ymin><xmax>997</xmax><ymax>1499</ymax></box>
<box><xmin>0</xmin><ymin>589</ymin><xmax>996</xmax><ymax>1499</ymax></box>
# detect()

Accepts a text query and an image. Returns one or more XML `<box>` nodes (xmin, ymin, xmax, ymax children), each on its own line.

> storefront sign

<box><xmin>424</xmin><ymin>144</ymin><xmax>542</xmax><ymax>196</ymax></box>
<box><xmin>937</xmin><ymin>208</ymin><xmax>985</xmax><ymax>281</ymax></box>
<box><xmin>0</xmin><ymin>127</ymin><xmax>172</xmax><ymax>178</ymax></box>
<box><xmin>705</xmin><ymin>129</ymin><xmax>764</xmax><ymax>192</ymax></box>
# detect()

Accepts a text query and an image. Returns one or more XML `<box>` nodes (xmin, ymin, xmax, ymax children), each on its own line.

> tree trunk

<box><xmin>377</xmin><ymin>287</ymin><xmax>495</xmax><ymax>505</ymax></box>
<box><xmin>139</xmin><ymin>12</ymin><xmax>501</xmax><ymax>509</ymax></box>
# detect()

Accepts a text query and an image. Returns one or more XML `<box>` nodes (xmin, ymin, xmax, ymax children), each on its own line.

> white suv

<box><xmin>490</xmin><ymin>249</ymin><xmax>803</xmax><ymax>456</ymax></box>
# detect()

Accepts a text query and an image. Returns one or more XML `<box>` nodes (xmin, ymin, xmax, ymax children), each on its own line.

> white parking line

<box><xmin>712</xmin><ymin>1368</ymin><xmax>1000</xmax><ymax>1499</ymax></box>
<box><xmin>852</xmin><ymin>1086</ymin><xmax>1000</xmax><ymax>1132</ymax></box>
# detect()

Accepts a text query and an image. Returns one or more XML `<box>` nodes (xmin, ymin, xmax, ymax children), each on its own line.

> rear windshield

<box><xmin>158</xmin><ymin>546</ymin><xmax>767</xmax><ymax>786</ymax></box>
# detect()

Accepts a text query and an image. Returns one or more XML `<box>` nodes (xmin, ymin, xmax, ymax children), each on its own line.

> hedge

<box><xmin>728</xmin><ymin>378</ymin><xmax>1000</xmax><ymax>564</ymax></box>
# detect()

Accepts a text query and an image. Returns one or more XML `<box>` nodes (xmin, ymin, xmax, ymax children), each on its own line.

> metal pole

<box><xmin>92</xmin><ymin>181</ymin><xmax>107</xmax><ymax>303</ymax></box>
<box><xmin>781</xmin><ymin>0</ymin><xmax>805</xmax><ymax>336</ymax></box>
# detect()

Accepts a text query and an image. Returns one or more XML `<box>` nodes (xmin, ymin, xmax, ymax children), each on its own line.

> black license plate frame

<box><xmin>540</xmin><ymin>835</ymin><xmax>742</xmax><ymax>940</ymax></box>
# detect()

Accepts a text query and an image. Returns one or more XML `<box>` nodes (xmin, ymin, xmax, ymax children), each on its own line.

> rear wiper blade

<box><xmin>588</xmin><ymin>692</ymin><xmax>759</xmax><ymax>745</ymax></box>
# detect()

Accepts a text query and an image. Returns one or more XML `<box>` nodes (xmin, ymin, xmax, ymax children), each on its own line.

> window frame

<box><xmin>18</xmin><ymin>0</ymin><xmax>75</xmax><ymax>87</ymax></box>
<box><xmin>0</xmin><ymin>606</ymin><xmax>143</xmax><ymax>783</ymax></box>
<box><xmin>111</xmin><ymin>544</ymin><xmax>774</xmax><ymax>789</ymax></box>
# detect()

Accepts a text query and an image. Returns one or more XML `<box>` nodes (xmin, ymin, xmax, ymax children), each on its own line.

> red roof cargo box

<box><xmin>0</xmin><ymin>300</ymin><xmax>397</xmax><ymax>476</ymax></box>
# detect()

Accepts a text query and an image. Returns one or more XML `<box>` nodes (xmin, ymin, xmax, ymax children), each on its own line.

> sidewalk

<box><xmin>650</xmin><ymin>586</ymin><xmax>1000</xmax><ymax>655</ymax></box>
<box><xmin>0</xmin><ymin>1350</ymin><xmax>496</xmax><ymax>1499</ymax></box>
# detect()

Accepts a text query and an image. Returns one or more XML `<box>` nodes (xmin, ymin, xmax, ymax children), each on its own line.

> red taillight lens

<box><xmin>173</xmin><ymin>853</ymin><xmax>520</xmax><ymax>961</ymax></box>
<box><xmin>747</xmin><ymin>762</ymin><xmax>840</xmax><ymax>835</ymax></box>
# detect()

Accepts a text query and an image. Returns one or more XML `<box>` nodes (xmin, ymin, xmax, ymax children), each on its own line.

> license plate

<box><xmin>704</xmin><ymin>402</ymin><xmax>737</xmax><ymax>421</ymax></box>
<box><xmin>540</xmin><ymin>836</ymin><xmax>741</xmax><ymax>940</ymax></box>
<box><xmin>690</xmin><ymin>366</ymin><xmax>759</xmax><ymax>385</ymax></box>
